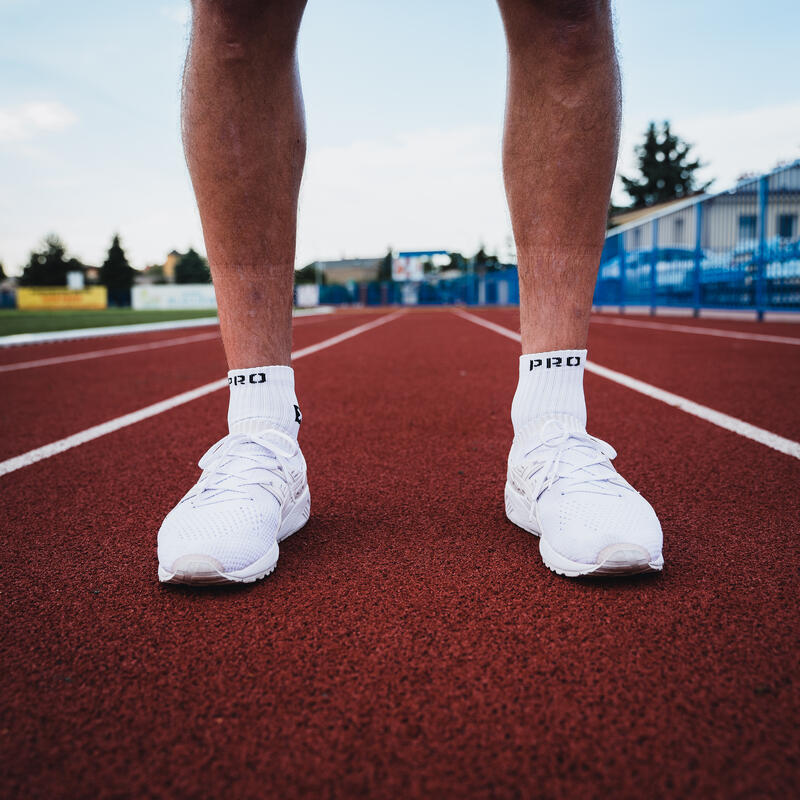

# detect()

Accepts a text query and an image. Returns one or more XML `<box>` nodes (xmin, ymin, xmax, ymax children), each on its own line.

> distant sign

<box><xmin>132</xmin><ymin>285</ymin><xmax>217</xmax><ymax>310</ymax></box>
<box><xmin>17</xmin><ymin>286</ymin><xmax>107</xmax><ymax>310</ymax></box>
<box><xmin>392</xmin><ymin>255</ymin><xmax>424</xmax><ymax>282</ymax></box>
<box><xmin>392</xmin><ymin>250</ymin><xmax>448</xmax><ymax>282</ymax></box>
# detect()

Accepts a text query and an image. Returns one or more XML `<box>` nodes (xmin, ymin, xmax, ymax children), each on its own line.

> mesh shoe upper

<box><xmin>158</xmin><ymin>430</ymin><xmax>307</xmax><ymax>573</ymax></box>
<box><xmin>507</xmin><ymin>414</ymin><xmax>662</xmax><ymax>564</ymax></box>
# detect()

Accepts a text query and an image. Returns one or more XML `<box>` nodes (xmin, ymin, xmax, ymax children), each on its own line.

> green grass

<box><xmin>0</xmin><ymin>309</ymin><xmax>218</xmax><ymax>336</ymax></box>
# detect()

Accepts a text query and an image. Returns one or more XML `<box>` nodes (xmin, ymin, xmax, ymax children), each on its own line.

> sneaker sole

<box><xmin>504</xmin><ymin>481</ymin><xmax>663</xmax><ymax>578</ymax></box>
<box><xmin>158</xmin><ymin>486</ymin><xmax>311</xmax><ymax>586</ymax></box>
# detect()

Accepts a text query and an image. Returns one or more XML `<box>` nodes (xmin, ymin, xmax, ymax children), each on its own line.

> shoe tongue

<box><xmin>522</xmin><ymin>413</ymin><xmax>585</xmax><ymax>441</ymax></box>
<box><xmin>522</xmin><ymin>414</ymin><xmax>608</xmax><ymax>467</ymax></box>
<box><xmin>201</xmin><ymin>439</ymin><xmax>279</xmax><ymax>494</ymax></box>
<box><xmin>254</xmin><ymin>429</ymin><xmax>296</xmax><ymax>451</ymax></box>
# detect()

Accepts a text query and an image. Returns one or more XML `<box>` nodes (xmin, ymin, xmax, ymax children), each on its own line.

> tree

<box><xmin>145</xmin><ymin>263</ymin><xmax>167</xmax><ymax>284</ymax></box>
<box><xmin>472</xmin><ymin>246</ymin><xmax>499</xmax><ymax>274</ymax></box>
<box><xmin>377</xmin><ymin>249</ymin><xmax>393</xmax><ymax>282</ymax></box>
<box><xmin>0</xmin><ymin>261</ymin><xmax>5</xmax><ymax>280</ymax></box>
<box><xmin>294</xmin><ymin>262</ymin><xmax>322</xmax><ymax>285</ymax></box>
<box><xmin>174</xmin><ymin>248</ymin><xmax>211</xmax><ymax>283</ymax></box>
<box><xmin>18</xmin><ymin>235</ymin><xmax>87</xmax><ymax>286</ymax></box>
<box><xmin>99</xmin><ymin>234</ymin><xmax>135</xmax><ymax>290</ymax></box>
<box><xmin>620</xmin><ymin>121</ymin><xmax>712</xmax><ymax>209</ymax></box>
<box><xmin>446</xmin><ymin>252</ymin><xmax>467</xmax><ymax>272</ymax></box>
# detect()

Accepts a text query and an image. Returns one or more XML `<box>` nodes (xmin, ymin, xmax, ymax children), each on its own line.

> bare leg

<box><xmin>497</xmin><ymin>0</ymin><xmax>620</xmax><ymax>353</ymax></box>
<box><xmin>183</xmin><ymin>0</ymin><xmax>308</xmax><ymax>367</ymax></box>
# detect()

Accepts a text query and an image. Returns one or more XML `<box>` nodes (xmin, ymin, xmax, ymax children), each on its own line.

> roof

<box><xmin>607</xmin><ymin>159</ymin><xmax>800</xmax><ymax>237</ymax></box>
<box><xmin>610</xmin><ymin>195</ymin><xmax>703</xmax><ymax>227</ymax></box>
<box><xmin>314</xmin><ymin>258</ymin><xmax>381</xmax><ymax>270</ymax></box>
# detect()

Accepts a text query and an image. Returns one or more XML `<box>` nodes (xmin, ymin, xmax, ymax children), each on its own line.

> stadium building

<box><xmin>596</xmin><ymin>160</ymin><xmax>800</xmax><ymax>314</ymax></box>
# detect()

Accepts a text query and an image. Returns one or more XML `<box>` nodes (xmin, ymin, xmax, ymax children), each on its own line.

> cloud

<box><xmin>614</xmin><ymin>102</ymin><xmax>800</xmax><ymax>202</ymax></box>
<box><xmin>160</xmin><ymin>4</ymin><xmax>190</xmax><ymax>26</ymax></box>
<box><xmin>0</xmin><ymin>102</ymin><xmax>77</xmax><ymax>143</ymax></box>
<box><xmin>297</xmin><ymin>125</ymin><xmax>512</xmax><ymax>264</ymax></box>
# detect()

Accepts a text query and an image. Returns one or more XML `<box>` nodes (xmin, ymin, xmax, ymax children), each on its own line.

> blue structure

<box><xmin>595</xmin><ymin>160</ymin><xmax>800</xmax><ymax>316</ymax></box>
<box><xmin>309</xmin><ymin>161</ymin><xmax>800</xmax><ymax>314</ymax></box>
<box><xmin>318</xmin><ymin>266</ymin><xmax>520</xmax><ymax>307</ymax></box>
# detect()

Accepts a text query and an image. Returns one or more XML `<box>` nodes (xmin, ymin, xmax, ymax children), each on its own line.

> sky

<box><xmin>1</xmin><ymin>0</ymin><xmax>799</xmax><ymax>275</ymax></box>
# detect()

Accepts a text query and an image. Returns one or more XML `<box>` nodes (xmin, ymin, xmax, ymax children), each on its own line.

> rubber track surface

<box><xmin>2</xmin><ymin>310</ymin><xmax>799</xmax><ymax>798</ymax></box>
<box><xmin>477</xmin><ymin>308</ymin><xmax>800</xmax><ymax>439</ymax></box>
<box><xmin>0</xmin><ymin>312</ymin><xmax>382</xmax><ymax>461</ymax></box>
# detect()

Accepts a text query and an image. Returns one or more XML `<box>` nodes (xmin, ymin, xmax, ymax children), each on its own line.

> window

<box><xmin>778</xmin><ymin>214</ymin><xmax>797</xmax><ymax>240</ymax></box>
<box><xmin>673</xmin><ymin>217</ymin><xmax>685</xmax><ymax>242</ymax></box>
<box><xmin>738</xmin><ymin>214</ymin><xmax>757</xmax><ymax>241</ymax></box>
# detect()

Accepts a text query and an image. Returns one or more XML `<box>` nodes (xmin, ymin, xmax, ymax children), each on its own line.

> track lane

<box><xmin>593</xmin><ymin>312</ymin><xmax>800</xmax><ymax>338</ymax></box>
<box><xmin>2</xmin><ymin>311</ymin><xmax>798</xmax><ymax>798</ymax></box>
<box><xmin>0</xmin><ymin>311</ymin><xmax>393</xmax><ymax>462</ymax></box>
<box><xmin>473</xmin><ymin>307</ymin><xmax>800</xmax><ymax>440</ymax></box>
<box><xmin>0</xmin><ymin>309</ymin><xmax>351</xmax><ymax>367</ymax></box>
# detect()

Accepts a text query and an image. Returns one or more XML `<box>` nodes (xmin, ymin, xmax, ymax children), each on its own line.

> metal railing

<box><xmin>595</xmin><ymin>160</ymin><xmax>800</xmax><ymax>315</ymax></box>
<box><xmin>306</xmin><ymin>161</ymin><xmax>800</xmax><ymax>314</ymax></box>
<box><xmin>316</xmin><ymin>267</ymin><xmax>521</xmax><ymax>307</ymax></box>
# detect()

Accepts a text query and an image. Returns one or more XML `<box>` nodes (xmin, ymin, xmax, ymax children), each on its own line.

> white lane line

<box><xmin>591</xmin><ymin>315</ymin><xmax>800</xmax><ymax>346</ymax></box>
<box><xmin>0</xmin><ymin>310</ymin><xmax>376</xmax><ymax>372</ymax></box>
<box><xmin>0</xmin><ymin>331</ymin><xmax>222</xmax><ymax>373</ymax></box>
<box><xmin>454</xmin><ymin>309</ymin><xmax>800</xmax><ymax>461</ymax></box>
<box><xmin>0</xmin><ymin>305</ymin><xmax>336</xmax><ymax>348</ymax></box>
<box><xmin>0</xmin><ymin>316</ymin><xmax>220</xmax><ymax>347</ymax></box>
<box><xmin>0</xmin><ymin>310</ymin><xmax>405</xmax><ymax>478</ymax></box>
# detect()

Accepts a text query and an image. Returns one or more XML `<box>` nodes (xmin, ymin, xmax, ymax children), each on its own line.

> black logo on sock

<box><xmin>529</xmin><ymin>356</ymin><xmax>581</xmax><ymax>370</ymax></box>
<box><xmin>294</xmin><ymin>405</ymin><xmax>302</xmax><ymax>424</ymax></box>
<box><xmin>228</xmin><ymin>372</ymin><xmax>268</xmax><ymax>386</ymax></box>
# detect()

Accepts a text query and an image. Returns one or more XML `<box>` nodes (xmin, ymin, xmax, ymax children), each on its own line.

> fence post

<box><xmin>650</xmin><ymin>218</ymin><xmax>659</xmax><ymax>315</ymax></box>
<box><xmin>617</xmin><ymin>230</ymin><xmax>627</xmax><ymax>313</ymax></box>
<box><xmin>755</xmin><ymin>175</ymin><xmax>768</xmax><ymax>320</ymax></box>
<box><xmin>693</xmin><ymin>202</ymin><xmax>703</xmax><ymax>317</ymax></box>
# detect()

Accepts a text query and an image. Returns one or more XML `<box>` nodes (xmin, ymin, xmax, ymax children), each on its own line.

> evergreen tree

<box><xmin>446</xmin><ymin>252</ymin><xmax>467</xmax><ymax>272</ymax></box>
<box><xmin>0</xmin><ymin>261</ymin><xmax>5</xmax><ymax>280</ymax></box>
<box><xmin>19</xmin><ymin>235</ymin><xmax>86</xmax><ymax>286</ymax></box>
<box><xmin>621</xmin><ymin>121</ymin><xmax>712</xmax><ymax>209</ymax></box>
<box><xmin>472</xmin><ymin>246</ymin><xmax>499</xmax><ymax>274</ymax></box>
<box><xmin>99</xmin><ymin>234</ymin><xmax>135</xmax><ymax>290</ymax></box>
<box><xmin>174</xmin><ymin>248</ymin><xmax>211</xmax><ymax>283</ymax></box>
<box><xmin>377</xmin><ymin>249</ymin><xmax>393</xmax><ymax>282</ymax></box>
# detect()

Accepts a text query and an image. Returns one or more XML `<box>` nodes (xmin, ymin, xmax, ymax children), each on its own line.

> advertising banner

<box><xmin>392</xmin><ymin>255</ymin><xmax>424</xmax><ymax>282</ymax></box>
<box><xmin>16</xmin><ymin>286</ymin><xmax>107</xmax><ymax>310</ymax></box>
<box><xmin>132</xmin><ymin>284</ymin><xmax>217</xmax><ymax>310</ymax></box>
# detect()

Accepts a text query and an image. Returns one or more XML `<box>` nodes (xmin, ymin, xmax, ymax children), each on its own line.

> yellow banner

<box><xmin>17</xmin><ymin>286</ymin><xmax>108</xmax><ymax>310</ymax></box>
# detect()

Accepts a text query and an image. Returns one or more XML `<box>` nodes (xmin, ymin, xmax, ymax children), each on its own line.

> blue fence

<box><xmin>317</xmin><ymin>267</ymin><xmax>521</xmax><ymax>307</ymax></box>
<box><xmin>312</xmin><ymin>161</ymin><xmax>800</xmax><ymax>315</ymax></box>
<box><xmin>595</xmin><ymin>160</ymin><xmax>800</xmax><ymax>314</ymax></box>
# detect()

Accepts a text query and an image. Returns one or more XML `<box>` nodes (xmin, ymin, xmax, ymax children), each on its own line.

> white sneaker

<box><xmin>505</xmin><ymin>414</ymin><xmax>663</xmax><ymax>577</ymax></box>
<box><xmin>157</xmin><ymin>430</ymin><xmax>310</xmax><ymax>585</ymax></box>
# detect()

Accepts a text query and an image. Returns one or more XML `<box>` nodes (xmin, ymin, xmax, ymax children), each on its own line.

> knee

<box><xmin>499</xmin><ymin>0</ymin><xmax>610</xmax><ymax>57</ymax></box>
<box><xmin>191</xmin><ymin>0</ymin><xmax>307</xmax><ymax>47</ymax></box>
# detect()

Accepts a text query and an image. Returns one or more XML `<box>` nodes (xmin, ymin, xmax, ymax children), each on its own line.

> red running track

<box><xmin>2</xmin><ymin>309</ymin><xmax>799</xmax><ymax>798</ymax></box>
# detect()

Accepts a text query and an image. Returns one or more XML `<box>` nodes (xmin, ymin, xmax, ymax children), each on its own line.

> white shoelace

<box><xmin>519</xmin><ymin>420</ymin><xmax>631</xmax><ymax>503</ymax></box>
<box><xmin>187</xmin><ymin>430</ymin><xmax>298</xmax><ymax>508</ymax></box>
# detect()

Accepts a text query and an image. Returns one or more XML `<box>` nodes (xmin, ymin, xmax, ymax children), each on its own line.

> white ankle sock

<box><xmin>227</xmin><ymin>365</ymin><xmax>301</xmax><ymax>438</ymax></box>
<box><xmin>511</xmin><ymin>349</ymin><xmax>587</xmax><ymax>433</ymax></box>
